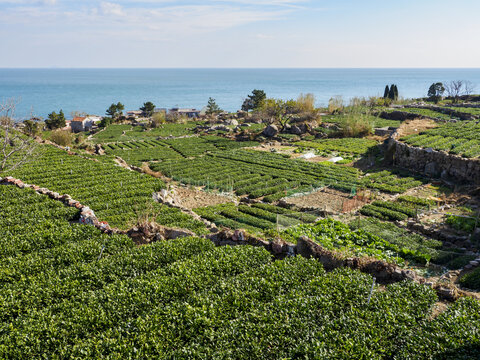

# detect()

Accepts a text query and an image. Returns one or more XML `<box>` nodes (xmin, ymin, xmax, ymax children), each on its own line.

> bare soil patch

<box><xmin>396</xmin><ymin>118</ymin><xmax>438</xmax><ymax>138</ymax></box>
<box><xmin>250</xmin><ymin>144</ymin><xmax>295</xmax><ymax>154</ymax></box>
<box><xmin>284</xmin><ymin>188</ymin><xmax>368</xmax><ymax>213</ymax></box>
<box><xmin>250</xmin><ymin>143</ymin><xmax>336</xmax><ymax>163</ymax></box>
<box><xmin>173</xmin><ymin>186</ymin><xmax>234</xmax><ymax>209</ymax></box>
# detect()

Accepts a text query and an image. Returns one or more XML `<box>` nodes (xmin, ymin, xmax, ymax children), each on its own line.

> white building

<box><xmin>71</xmin><ymin>116</ymin><xmax>102</xmax><ymax>132</ymax></box>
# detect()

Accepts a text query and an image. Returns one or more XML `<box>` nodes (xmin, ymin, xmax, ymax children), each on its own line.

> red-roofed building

<box><xmin>71</xmin><ymin>115</ymin><xmax>102</xmax><ymax>132</ymax></box>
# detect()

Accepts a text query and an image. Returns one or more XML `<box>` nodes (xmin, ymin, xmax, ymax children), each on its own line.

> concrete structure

<box><xmin>61</xmin><ymin>120</ymin><xmax>72</xmax><ymax>132</ymax></box>
<box><xmin>126</xmin><ymin>110</ymin><xmax>143</xmax><ymax>118</ymax></box>
<box><xmin>71</xmin><ymin>116</ymin><xmax>102</xmax><ymax>132</ymax></box>
<box><xmin>168</xmin><ymin>108</ymin><xmax>200</xmax><ymax>118</ymax></box>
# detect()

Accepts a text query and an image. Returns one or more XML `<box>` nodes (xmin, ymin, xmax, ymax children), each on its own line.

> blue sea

<box><xmin>1</xmin><ymin>68</ymin><xmax>480</xmax><ymax>119</ymax></box>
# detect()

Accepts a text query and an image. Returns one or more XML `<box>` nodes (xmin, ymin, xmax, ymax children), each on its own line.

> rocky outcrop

<box><xmin>127</xmin><ymin>222</ymin><xmax>196</xmax><ymax>245</ymax></box>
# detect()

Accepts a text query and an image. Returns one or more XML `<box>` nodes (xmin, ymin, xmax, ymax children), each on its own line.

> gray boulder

<box><xmin>290</xmin><ymin>125</ymin><xmax>303</xmax><ymax>135</ymax></box>
<box><xmin>263</xmin><ymin>124</ymin><xmax>279</xmax><ymax>137</ymax></box>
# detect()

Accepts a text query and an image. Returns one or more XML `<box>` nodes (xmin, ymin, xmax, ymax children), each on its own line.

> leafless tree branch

<box><xmin>0</xmin><ymin>98</ymin><xmax>39</xmax><ymax>175</ymax></box>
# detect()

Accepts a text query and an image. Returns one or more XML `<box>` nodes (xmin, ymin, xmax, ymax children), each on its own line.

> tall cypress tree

<box><xmin>383</xmin><ymin>85</ymin><xmax>390</xmax><ymax>98</ymax></box>
<box><xmin>393</xmin><ymin>85</ymin><xmax>399</xmax><ymax>100</ymax></box>
<box><xmin>388</xmin><ymin>84</ymin><xmax>395</xmax><ymax>100</ymax></box>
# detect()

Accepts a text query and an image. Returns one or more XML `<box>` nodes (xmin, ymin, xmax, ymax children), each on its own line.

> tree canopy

<box><xmin>45</xmin><ymin>109</ymin><xmax>66</xmax><ymax>130</ymax></box>
<box><xmin>387</xmin><ymin>84</ymin><xmax>398</xmax><ymax>101</ymax></box>
<box><xmin>106</xmin><ymin>102</ymin><xmax>125</xmax><ymax>119</ymax></box>
<box><xmin>241</xmin><ymin>89</ymin><xmax>266</xmax><ymax>112</ymax></box>
<box><xmin>383</xmin><ymin>85</ymin><xmax>390</xmax><ymax>99</ymax></box>
<box><xmin>205</xmin><ymin>97</ymin><xmax>222</xmax><ymax>115</ymax></box>
<box><xmin>427</xmin><ymin>83</ymin><xmax>445</xmax><ymax>103</ymax></box>
<box><xmin>140</xmin><ymin>101</ymin><xmax>155</xmax><ymax>117</ymax></box>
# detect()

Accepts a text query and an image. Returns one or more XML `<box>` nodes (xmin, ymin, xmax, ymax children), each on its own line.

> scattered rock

<box><xmin>263</xmin><ymin>124</ymin><xmax>279</xmax><ymax>138</ymax></box>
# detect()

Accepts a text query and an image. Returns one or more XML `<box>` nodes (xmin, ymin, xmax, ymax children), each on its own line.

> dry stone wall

<box><xmin>391</xmin><ymin>139</ymin><xmax>480</xmax><ymax>185</ymax></box>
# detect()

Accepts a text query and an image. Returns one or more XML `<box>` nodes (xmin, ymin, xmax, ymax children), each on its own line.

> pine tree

<box><xmin>140</xmin><ymin>101</ymin><xmax>155</xmax><ymax>117</ymax></box>
<box><xmin>383</xmin><ymin>85</ymin><xmax>390</xmax><ymax>98</ymax></box>
<box><xmin>45</xmin><ymin>109</ymin><xmax>66</xmax><ymax>130</ymax></box>
<box><xmin>206</xmin><ymin>97</ymin><xmax>222</xmax><ymax>115</ymax></box>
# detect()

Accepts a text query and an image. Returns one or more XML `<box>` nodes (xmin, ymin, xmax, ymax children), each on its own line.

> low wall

<box><xmin>391</xmin><ymin>140</ymin><xmax>480</xmax><ymax>185</ymax></box>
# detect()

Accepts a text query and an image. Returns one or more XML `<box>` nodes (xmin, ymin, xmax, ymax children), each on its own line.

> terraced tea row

<box><xmin>103</xmin><ymin>136</ymin><xmax>258</xmax><ymax>165</ymax></box>
<box><xmin>92</xmin><ymin>123</ymin><xmax>201</xmax><ymax>143</ymax></box>
<box><xmin>104</xmin><ymin>140</ymin><xmax>183</xmax><ymax>166</ymax></box>
<box><xmin>349</xmin><ymin>218</ymin><xmax>474</xmax><ymax>270</ymax></box>
<box><xmin>296</xmin><ymin>137</ymin><xmax>379</xmax><ymax>156</ymax></box>
<box><xmin>359</xmin><ymin>196</ymin><xmax>433</xmax><ymax>221</ymax></box>
<box><xmin>401</xmin><ymin>121</ymin><xmax>480</xmax><ymax>158</ymax></box>
<box><xmin>8</xmin><ymin>145</ymin><xmax>206</xmax><ymax>232</ymax></box>
<box><xmin>194</xmin><ymin>202</ymin><xmax>318</xmax><ymax>234</ymax></box>
<box><xmin>153</xmin><ymin>149</ymin><xmax>423</xmax><ymax>199</ymax></box>
<box><xmin>2</xmin><ymin>185</ymin><xmax>479</xmax><ymax>359</ymax></box>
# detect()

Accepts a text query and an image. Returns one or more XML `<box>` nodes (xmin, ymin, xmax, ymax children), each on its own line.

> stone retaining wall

<box><xmin>391</xmin><ymin>139</ymin><xmax>480</xmax><ymax>185</ymax></box>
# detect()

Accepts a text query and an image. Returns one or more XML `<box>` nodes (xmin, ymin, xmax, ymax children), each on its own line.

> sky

<box><xmin>0</xmin><ymin>0</ymin><xmax>479</xmax><ymax>68</ymax></box>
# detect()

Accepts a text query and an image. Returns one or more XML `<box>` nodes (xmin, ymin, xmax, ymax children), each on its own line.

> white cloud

<box><xmin>100</xmin><ymin>1</ymin><xmax>124</xmax><ymax>16</ymax></box>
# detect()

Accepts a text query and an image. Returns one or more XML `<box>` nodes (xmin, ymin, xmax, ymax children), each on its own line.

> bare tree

<box><xmin>445</xmin><ymin>80</ymin><xmax>464</xmax><ymax>103</ymax></box>
<box><xmin>0</xmin><ymin>99</ymin><xmax>38</xmax><ymax>174</ymax></box>
<box><xmin>464</xmin><ymin>81</ymin><xmax>475</xmax><ymax>96</ymax></box>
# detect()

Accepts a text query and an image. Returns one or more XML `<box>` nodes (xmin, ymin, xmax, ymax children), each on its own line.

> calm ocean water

<box><xmin>1</xmin><ymin>68</ymin><xmax>480</xmax><ymax>119</ymax></box>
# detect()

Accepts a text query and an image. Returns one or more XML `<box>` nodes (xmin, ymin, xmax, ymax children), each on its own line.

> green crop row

<box><xmin>7</xmin><ymin>145</ymin><xmax>206</xmax><ymax>232</ymax></box>
<box><xmin>92</xmin><ymin>122</ymin><xmax>203</xmax><ymax>143</ymax></box>
<box><xmin>282</xmin><ymin>218</ymin><xmax>430</xmax><ymax>265</ymax></box>
<box><xmin>2</xmin><ymin>183</ymin><xmax>480</xmax><ymax>358</ymax></box>
<box><xmin>401</xmin><ymin>121</ymin><xmax>480</xmax><ymax>158</ymax></box>
<box><xmin>161</xmin><ymin>136</ymin><xmax>258</xmax><ymax>157</ymax></box>
<box><xmin>360</xmin><ymin>204</ymin><xmax>409</xmax><ymax>221</ymax></box>
<box><xmin>296</xmin><ymin>137</ymin><xmax>379</xmax><ymax>155</ymax></box>
<box><xmin>397</xmin><ymin>195</ymin><xmax>436</xmax><ymax>207</ymax></box>
<box><xmin>348</xmin><ymin>217</ymin><xmax>471</xmax><ymax>268</ymax></box>
<box><xmin>105</xmin><ymin>145</ymin><xmax>182</xmax><ymax>166</ymax></box>
<box><xmin>154</xmin><ymin>149</ymin><xmax>422</xmax><ymax>199</ymax></box>
<box><xmin>194</xmin><ymin>202</ymin><xmax>317</xmax><ymax>234</ymax></box>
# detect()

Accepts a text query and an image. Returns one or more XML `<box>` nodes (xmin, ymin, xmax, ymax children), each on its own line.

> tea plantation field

<box><xmin>8</xmin><ymin>145</ymin><xmax>206</xmax><ymax>232</ymax></box>
<box><xmin>401</xmin><ymin>121</ymin><xmax>480</xmax><ymax>158</ymax></box>
<box><xmin>1</xmin><ymin>184</ymin><xmax>479</xmax><ymax>359</ymax></box>
<box><xmin>153</xmin><ymin>149</ymin><xmax>423</xmax><ymax>200</ymax></box>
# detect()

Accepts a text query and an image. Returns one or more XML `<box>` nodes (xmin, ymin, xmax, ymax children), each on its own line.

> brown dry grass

<box><xmin>396</xmin><ymin>118</ymin><xmax>437</xmax><ymax>138</ymax></box>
